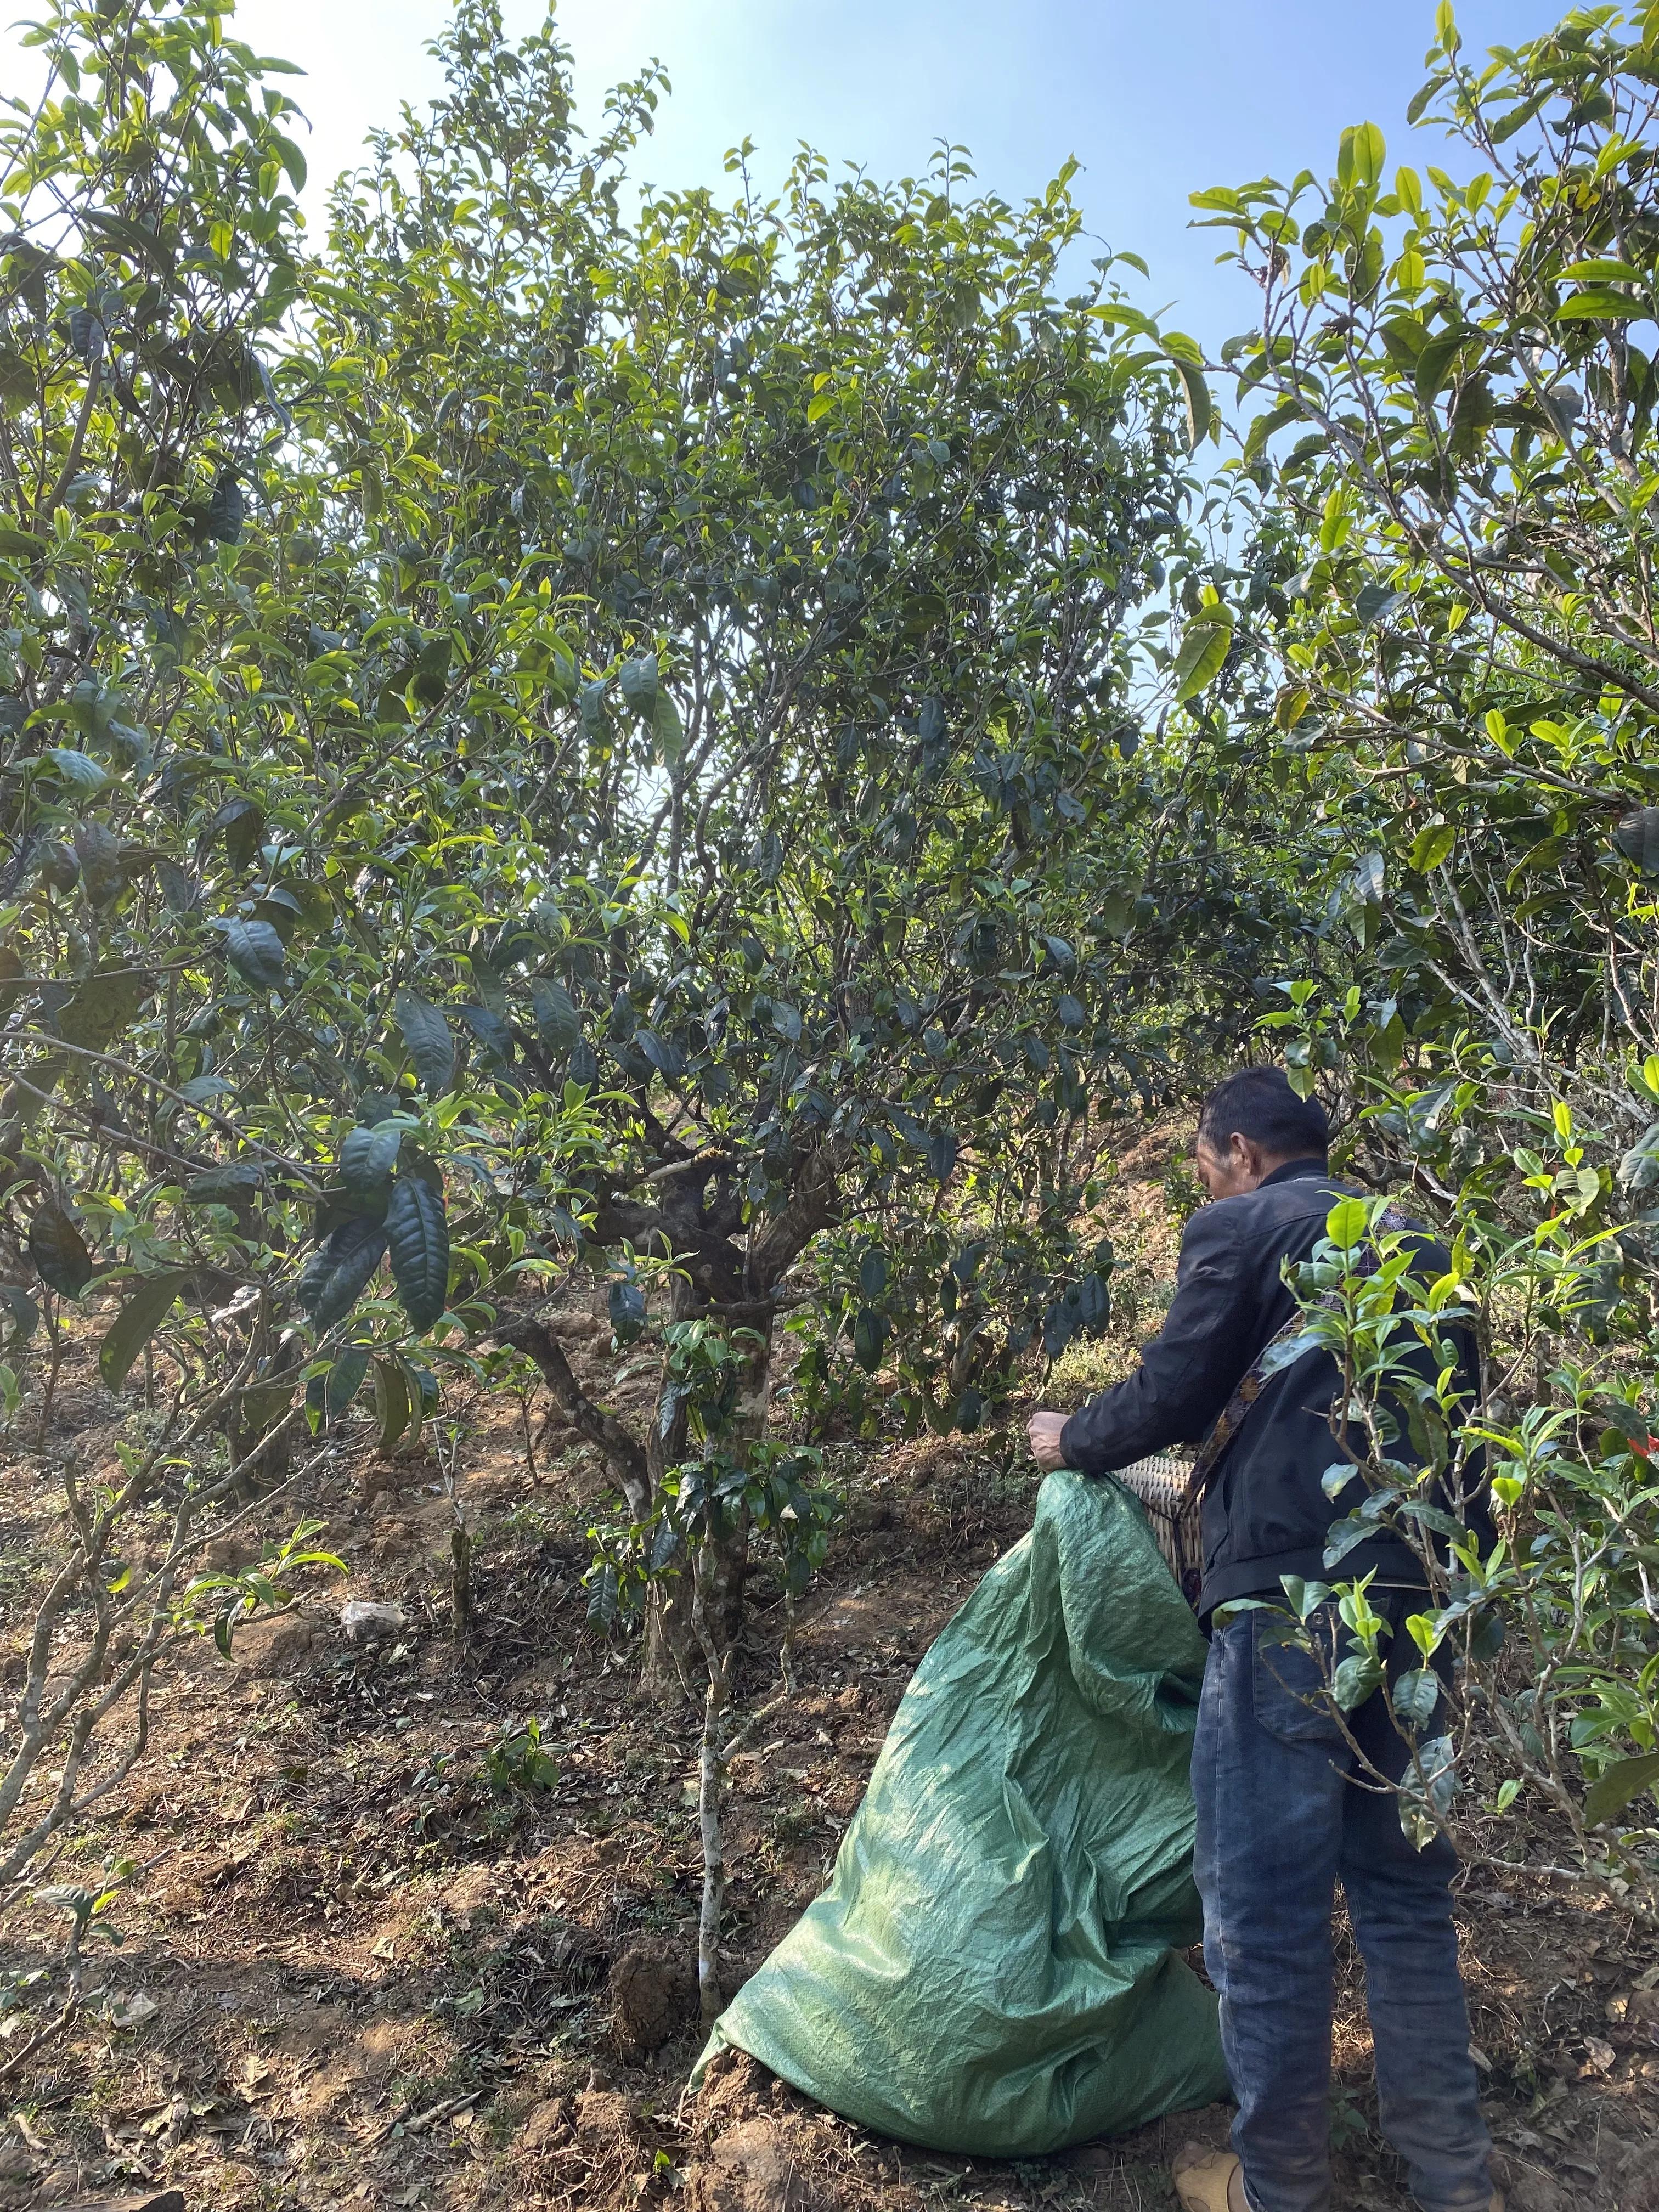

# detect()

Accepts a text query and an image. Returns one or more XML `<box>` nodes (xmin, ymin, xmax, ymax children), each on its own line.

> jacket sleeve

<box><xmin>1058</xmin><ymin>1201</ymin><xmax>1258</xmax><ymax>1475</ymax></box>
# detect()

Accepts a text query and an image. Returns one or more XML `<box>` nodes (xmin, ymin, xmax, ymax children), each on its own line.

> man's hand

<box><xmin>1027</xmin><ymin>1410</ymin><xmax>1069</xmax><ymax>1472</ymax></box>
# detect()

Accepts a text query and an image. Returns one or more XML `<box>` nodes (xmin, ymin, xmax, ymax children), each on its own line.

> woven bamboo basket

<box><xmin>1110</xmin><ymin>1453</ymin><xmax>1204</xmax><ymax>1609</ymax></box>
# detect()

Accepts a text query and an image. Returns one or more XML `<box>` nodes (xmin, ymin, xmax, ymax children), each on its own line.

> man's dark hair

<box><xmin>1197</xmin><ymin>1067</ymin><xmax>1329</xmax><ymax>1161</ymax></box>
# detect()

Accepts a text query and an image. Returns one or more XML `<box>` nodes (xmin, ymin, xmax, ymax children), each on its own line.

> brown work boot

<box><xmin>1171</xmin><ymin>2143</ymin><xmax>1250</xmax><ymax>2212</ymax></box>
<box><xmin>1170</xmin><ymin>2141</ymin><xmax>1504</xmax><ymax>2212</ymax></box>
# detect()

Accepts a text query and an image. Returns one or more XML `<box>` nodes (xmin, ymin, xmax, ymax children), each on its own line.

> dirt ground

<box><xmin>3</xmin><ymin>1126</ymin><xmax>1658</xmax><ymax>2211</ymax></box>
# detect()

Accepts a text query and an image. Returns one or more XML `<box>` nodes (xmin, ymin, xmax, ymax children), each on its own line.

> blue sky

<box><xmin>10</xmin><ymin>1</ymin><xmax>1573</xmax><ymax>348</ymax></box>
<box><xmin>228</xmin><ymin>0</ymin><xmax>1567</xmax><ymax>347</ymax></box>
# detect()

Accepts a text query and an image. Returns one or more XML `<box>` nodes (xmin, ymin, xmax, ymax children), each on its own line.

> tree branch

<box><xmin>494</xmin><ymin>1313</ymin><xmax>651</xmax><ymax>1516</ymax></box>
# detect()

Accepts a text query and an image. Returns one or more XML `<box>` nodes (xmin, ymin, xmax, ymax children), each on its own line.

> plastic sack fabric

<box><xmin>695</xmin><ymin>1469</ymin><xmax>1229</xmax><ymax>2155</ymax></box>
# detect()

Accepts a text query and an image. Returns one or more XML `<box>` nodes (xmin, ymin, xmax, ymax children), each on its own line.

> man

<box><xmin>1028</xmin><ymin>1068</ymin><xmax>1498</xmax><ymax>2212</ymax></box>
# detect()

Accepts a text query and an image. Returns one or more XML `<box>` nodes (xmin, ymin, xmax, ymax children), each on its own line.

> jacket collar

<box><xmin>1258</xmin><ymin>1156</ymin><xmax>1332</xmax><ymax>1190</ymax></box>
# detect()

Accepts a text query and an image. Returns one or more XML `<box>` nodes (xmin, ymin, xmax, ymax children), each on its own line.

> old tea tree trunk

<box><xmin>497</xmin><ymin>1144</ymin><xmax>837</xmax><ymax>2019</ymax></box>
<box><xmin>501</xmin><ymin>1138</ymin><xmax>834</xmax><ymax>1658</ymax></box>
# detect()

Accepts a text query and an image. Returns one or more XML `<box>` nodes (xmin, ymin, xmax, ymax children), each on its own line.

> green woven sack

<box><xmin>696</xmin><ymin>1470</ymin><xmax>1228</xmax><ymax>2154</ymax></box>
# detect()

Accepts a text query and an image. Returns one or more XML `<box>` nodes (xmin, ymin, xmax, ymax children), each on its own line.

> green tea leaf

<box><xmin>340</xmin><ymin>1120</ymin><xmax>404</xmax><ymax>1192</ymax></box>
<box><xmin>221</xmin><ymin>916</ymin><xmax>286</xmax><ymax>990</ymax></box>
<box><xmin>386</xmin><ymin>1173</ymin><xmax>449</xmax><ymax>1331</ymax></box>
<box><xmin>372</xmin><ymin>1352</ymin><xmax>411</xmax><ymax>1451</ymax></box>
<box><xmin>99</xmin><ymin>1269</ymin><xmax>188</xmax><ymax>1390</ymax></box>
<box><xmin>1338</xmin><ymin>120</ymin><xmax>1386</xmax><ymax>192</ymax></box>
<box><xmin>1166</xmin><ymin>350</ymin><xmax>1212</xmax><ymax>449</ymax></box>
<box><xmin>1410</xmin><ymin>821</ymin><xmax>1457</xmax><ymax>873</ymax></box>
<box><xmin>30</xmin><ymin>1200</ymin><xmax>93</xmax><ymax>1298</ymax></box>
<box><xmin>618</xmin><ymin>653</ymin><xmax>658</xmax><ymax>713</ymax></box>
<box><xmin>394</xmin><ymin>989</ymin><xmax>455</xmax><ymax>1096</ymax></box>
<box><xmin>1392</xmin><ymin>1667</ymin><xmax>1442</xmax><ymax>1731</ymax></box>
<box><xmin>1614</xmin><ymin>808</ymin><xmax>1659</xmax><ymax>876</ymax></box>
<box><xmin>302</xmin><ymin>1215</ymin><xmax>387</xmax><ymax>1329</ymax></box>
<box><xmin>1325</xmin><ymin>1197</ymin><xmax>1369</xmax><ymax>1249</ymax></box>
<box><xmin>1173</xmin><ymin>614</ymin><xmax>1232</xmax><ymax>701</ymax></box>
<box><xmin>186</xmin><ymin>1162</ymin><xmax>264</xmax><ymax>1205</ymax></box>
<box><xmin>853</xmin><ymin>1307</ymin><xmax>888</xmax><ymax>1373</ymax></box>
<box><xmin>45</xmin><ymin>748</ymin><xmax>107</xmax><ymax>795</ymax></box>
<box><xmin>1556</xmin><ymin>287</ymin><xmax>1640</xmax><ymax>321</ymax></box>
<box><xmin>458</xmin><ymin>1002</ymin><xmax>515</xmax><ymax>1063</ymax></box>
<box><xmin>1583</xmin><ymin>1750</ymin><xmax>1659</xmax><ymax>1828</ymax></box>
<box><xmin>531</xmin><ymin>977</ymin><xmax>581</xmax><ymax>1053</ymax></box>
<box><xmin>57</xmin><ymin>966</ymin><xmax>146</xmax><ymax>1052</ymax></box>
<box><xmin>326</xmin><ymin>1344</ymin><xmax>370</xmax><ymax>1419</ymax></box>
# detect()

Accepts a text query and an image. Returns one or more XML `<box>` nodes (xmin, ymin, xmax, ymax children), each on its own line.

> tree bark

<box><xmin>711</xmin><ymin>1313</ymin><xmax>775</xmax><ymax>1635</ymax></box>
<box><xmin>450</xmin><ymin>1519</ymin><xmax>472</xmax><ymax>1643</ymax></box>
<box><xmin>641</xmin><ymin>1273</ymin><xmax>699</xmax><ymax>1697</ymax></box>
<box><xmin>494</xmin><ymin>1314</ymin><xmax>650</xmax><ymax>1517</ymax></box>
<box><xmin>690</xmin><ymin>1539</ymin><xmax>729</xmax><ymax>2027</ymax></box>
<box><xmin>642</xmin><ymin>1294</ymin><xmax>777</xmax><ymax>1698</ymax></box>
<box><xmin>503</xmin><ymin>1143</ymin><xmax>836</xmax><ymax>1701</ymax></box>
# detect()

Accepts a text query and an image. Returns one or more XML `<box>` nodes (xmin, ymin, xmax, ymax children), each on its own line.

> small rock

<box><xmin>54</xmin><ymin>2194</ymin><xmax>187</xmax><ymax>2212</ymax></box>
<box><xmin>339</xmin><ymin>1599</ymin><xmax>405</xmax><ymax>1643</ymax></box>
<box><xmin>687</xmin><ymin>2119</ymin><xmax>810</xmax><ymax>2212</ymax></box>
<box><xmin>608</xmin><ymin>1943</ymin><xmax>694</xmax><ymax>2061</ymax></box>
<box><xmin>1614</xmin><ymin>2135</ymin><xmax>1659</xmax><ymax>2212</ymax></box>
<box><xmin>0</xmin><ymin>2143</ymin><xmax>37</xmax><ymax>2186</ymax></box>
<box><xmin>97</xmin><ymin>1989</ymin><xmax>159</xmax><ymax>2026</ymax></box>
<box><xmin>1492</xmin><ymin>2164</ymin><xmax>1568</xmax><ymax>2212</ymax></box>
<box><xmin>522</xmin><ymin>2097</ymin><xmax>573</xmax><ymax>2151</ymax></box>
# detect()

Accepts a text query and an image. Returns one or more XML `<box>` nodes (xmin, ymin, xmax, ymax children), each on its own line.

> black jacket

<box><xmin>1058</xmin><ymin>1159</ymin><xmax>1481</xmax><ymax>1618</ymax></box>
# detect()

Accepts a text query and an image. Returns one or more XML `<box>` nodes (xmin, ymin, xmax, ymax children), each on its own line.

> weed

<box><xmin>484</xmin><ymin>1716</ymin><xmax>559</xmax><ymax>1796</ymax></box>
<box><xmin>772</xmin><ymin>1795</ymin><xmax>820</xmax><ymax>1846</ymax></box>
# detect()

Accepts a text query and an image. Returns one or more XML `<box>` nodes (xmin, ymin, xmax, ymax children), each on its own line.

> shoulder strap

<box><xmin>1180</xmin><ymin>1199</ymin><xmax>1413</xmax><ymax>1506</ymax></box>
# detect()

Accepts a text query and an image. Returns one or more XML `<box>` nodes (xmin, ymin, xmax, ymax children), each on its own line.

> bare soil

<box><xmin>3</xmin><ymin>1131</ymin><xmax>1657</xmax><ymax>2210</ymax></box>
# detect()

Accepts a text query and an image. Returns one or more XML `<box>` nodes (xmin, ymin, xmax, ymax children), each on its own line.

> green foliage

<box><xmin>0</xmin><ymin>0</ymin><xmax>1235</xmax><ymax>1496</ymax></box>
<box><xmin>0</xmin><ymin>32</ymin><xmax>1295</xmax><ymax>2023</ymax></box>
<box><xmin>1177</xmin><ymin>7</ymin><xmax>1659</xmax><ymax>1908</ymax></box>
<box><xmin>484</xmin><ymin>1714</ymin><xmax>559</xmax><ymax>1796</ymax></box>
<box><xmin>1197</xmin><ymin>4</ymin><xmax>1659</xmax><ymax>1108</ymax></box>
<box><xmin>28</xmin><ymin>1198</ymin><xmax>92</xmax><ymax>1296</ymax></box>
<box><xmin>97</xmin><ymin>1266</ymin><xmax>185</xmax><ymax>1389</ymax></box>
<box><xmin>387</xmin><ymin>1173</ymin><xmax>452</xmax><ymax>1332</ymax></box>
<box><xmin>795</xmin><ymin>1218</ymin><xmax>1114</xmax><ymax>1440</ymax></box>
<box><xmin>19</xmin><ymin>0</ymin><xmax>1659</xmax><ymax>1933</ymax></box>
<box><xmin>180</xmin><ymin>1520</ymin><xmax>346</xmax><ymax>1659</ymax></box>
<box><xmin>583</xmin><ymin>1306</ymin><xmax>841</xmax><ymax>1630</ymax></box>
<box><xmin>1246</xmin><ymin>1195</ymin><xmax>1659</xmax><ymax>1903</ymax></box>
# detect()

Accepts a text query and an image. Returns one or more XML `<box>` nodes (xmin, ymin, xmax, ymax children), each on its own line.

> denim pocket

<box><xmin>1249</xmin><ymin>1610</ymin><xmax>1346</xmax><ymax>1747</ymax></box>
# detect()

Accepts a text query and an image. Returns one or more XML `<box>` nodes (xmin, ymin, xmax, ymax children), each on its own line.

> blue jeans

<box><xmin>1192</xmin><ymin>1605</ymin><xmax>1493</xmax><ymax>2212</ymax></box>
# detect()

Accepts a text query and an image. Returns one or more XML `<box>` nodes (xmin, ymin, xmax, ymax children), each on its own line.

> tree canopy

<box><xmin>4</xmin><ymin>0</ymin><xmax>1659</xmax><ymax>1937</ymax></box>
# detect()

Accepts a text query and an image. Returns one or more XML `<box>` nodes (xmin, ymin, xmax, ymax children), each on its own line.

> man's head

<box><xmin>1194</xmin><ymin>1067</ymin><xmax>1330</xmax><ymax>1200</ymax></box>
